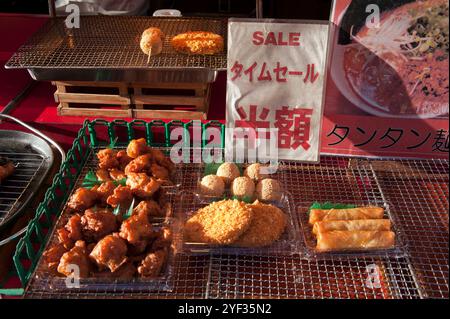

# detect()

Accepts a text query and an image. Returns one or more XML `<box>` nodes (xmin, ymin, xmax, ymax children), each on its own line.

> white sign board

<box><xmin>226</xmin><ymin>19</ymin><xmax>329</xmax><ymax>162</ymax></box>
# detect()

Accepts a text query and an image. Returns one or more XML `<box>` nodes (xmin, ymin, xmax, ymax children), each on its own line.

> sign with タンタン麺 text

<box><xmin>226</xmin><ymin>19</ymin><xmax>329</xmax><ymax>162</ymax></box>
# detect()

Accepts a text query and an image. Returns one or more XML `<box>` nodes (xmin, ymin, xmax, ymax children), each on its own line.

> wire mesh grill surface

<box><xmin>6</xmin><ymin>16</ymin><xmax>227</xmax><ymax>70</ymax></box>
<box><xmin>0</xmin><ymin>152</ymin><xmax>47</xmax><ymax>226</ymax></box>
<box><xmin>24</xmin><ymin>156</ymin><xmax>449</xmax><ymax>299</ymax></box>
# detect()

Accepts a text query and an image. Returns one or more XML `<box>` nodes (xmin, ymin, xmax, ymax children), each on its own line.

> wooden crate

<box><xmin>131</xmin><ymin>82</ymin><xmax>210</xmax><ymax>120</ymax></box>
<box><xmin>53</xmin><ymin>81</ymin><xmax>211</xmax><ymax>120</ymax></box>
<box><xmin>54</xmin><ymin>81</ymin><xmax>133</xmax><ymax>118</ymax></box>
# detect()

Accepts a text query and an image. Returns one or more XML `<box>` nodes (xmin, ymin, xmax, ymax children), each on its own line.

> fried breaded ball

<box><xmin>106</xmin><ymin>185</ymin><xmax>133</xmax><ymax>209</ymax></box>
<box><xmin>244</xmin><ymin>163</ymin><xmax>269</xmax><ymax>182</ymax></box>
<box><xmin>140</xmin><ymin>27</ymin><xmax>164</xmax><ymax>56</ymax></box>
<box><xmin>97</xmin><ymin>148</ymin><xmax>119</xmax><ymax>170</ymax></box>
<box><xmin>127</xmin><ymin>138</ymin><xmax>149</xmax><ymax>159</ymax></box>
<box><xmin>119</xmin><ymin>210</ymin><xmax>154</xmax><ymax>245</ymax></box>
<box><xmin>185</xmin><ymin>200</ymin><xmax>253</xmax><ymax>245</ymax></box>
<box><xmin>126</xmin><ymin>173</ymin><xmax>161</xmax><ymax>198</ymax></box>
<box><xmin>81</xmin><ymin>208</ymin><xmax>118</xmax><ymax>242</ymax></box>
<box><xmin>234</xmin><ymin>201</ymin><xmax>287</xmax><ymax>248</ymax></box>
<box><xmin>137</xmin><ymin>250</ymin><xmax>167</xmax><ymax>278</ymax></box>
<box><xmin>67</xmin><ymin>188</ymin><xmax>98</xmax><ymax>212</ymax></box>
<box><xmin>216</xmin><ymin>162</ymin><xmax>240</xmax><ymax>186</ymax></box>
<box><xmin>171</xmin><ymin>31</ymin><xmax>224</xmax><ymax>55</ymax></box>
<box><xmin>256</xmin><ymin>179</ymin><xmax>282</xmax><ymax>202</ymax></box>
<box><xmin>200</xmin><ymin>175</ymin><xmax>225</xmax><ymax>197</ymax></box>
<box><xmin>89</xmin><ymin>234</ymin><xmax>128</xmax><ymax>273</ymax></box>
<box><xmin>57</xmin><ymin>241</ymin><xmax>91</xmax><ymax>278</ymax></box>
<box><xmin>231</xmin><ymin>176</ymin><xmax>255</xmax><ymax>199</ymax></box>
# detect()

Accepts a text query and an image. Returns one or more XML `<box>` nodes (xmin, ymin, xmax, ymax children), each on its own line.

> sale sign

<box><xmin>226</xmin><ymin>19</ymin><xmax>329</xmax><ymax>162</ymax></box>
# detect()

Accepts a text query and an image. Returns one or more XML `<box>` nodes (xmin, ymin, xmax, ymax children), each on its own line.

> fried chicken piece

<box><xmin>89</xmin><ymin>234</ymin><xmax>128</xmax><ymax>272</ymax></box>
<box><xmin>106</xmin><ymin>185</ymin><xmax>133</xmax><ymax>208</ymax></box>
<box><xmin>126</xmin><ymin>173</ymin><xmax>161</xmax><ymax>198</ymax></box>
<box><xmin>57</xmin><ymin>241</ymin><xmax>91</xmax><ymax>278</ymax></box>
<box><xmin>65</xmin><ymin>214</ymin><xmax>83</xmax><ymax>241</ymax></box>
<box><xmin>0</xmin><ymin>160</ymin><xmax>15</xmax><ymax>184</ymax></box>
<box><xmin>128</xmin><ymin>240</ymin><xmax>148</xmax><ymax>256</ymax></box>
<box><xmin>149</xmin><ymin>149</ymin><xmax>176</xmax><ymax>173</ymax></box>
<box><xmin>124</xmin><ymin>154</ymin><xmax>153</xmax><ymax>175</ymax></box>
<box><xmin>109</xmin><ymin>169</ymin><xmax>127</xmax><ymax>182</ymax></box>
<box><xmin>97</xmin><ymin>148</ymin><xmax>119</xmax><ymax>170</ymax></box>
<box><xmin>152</xmin><ymin>227</ymin><xmax>173</xmax><ymax>251</ymax></box>
<box><xmin>137</xmin><ymin>250</ymin><xmax>166</xmax><ymax>278</ymax></box>
<box><xmin>150</xmin><ymin>163</ymin><xmax>170</xmax><ymax>181</ymax></box>
<box><xmin>81</xmin><ymin>208</ymin><xmax>118</xmax><ymax>242</ymax></box>
<box><xmin>119</xmin><ymin>210</ymin><xmax>154</xmax><ymax>245</ymax></box>
<box><xmin>67</xmin><ymin>188</ymin><xmax>98</xmax><ymax>212</ymax></box>
<box><xmin>95</xmin><ymin>181</ymin><xmax>116</xmax><ymax>205</ymax></box>
<box><xmin>94</xmin><ymin>262</ymin><xmax>136</xmax><ymax>279</ymax></box>
<box><xmin>57</xmin><ymin>228</ymin><xmax>74</xmax><ymax>250</ymax></box>
<box><xmin>133</xmin><ymin>200</ymin><xmax>164</xmax><ymax>218</ymax></box>
<box><xmin>96</xmin><ymin>169</ymin><xmax>111</xmax><ymax>182</ymax></box>
<box><xmin>116</xmin><ymin>150</ymin><xmax>133</xmax><ymax>171</ymax></box>
<box><xmin>43</xmin><ymin>244</ymin><xmax>67</xmax><ymax>274</ymax></box>
<box><xmin>126</xmin><ymin>138</ymin><xmax>149</xmax><ymax>159</ymax></box>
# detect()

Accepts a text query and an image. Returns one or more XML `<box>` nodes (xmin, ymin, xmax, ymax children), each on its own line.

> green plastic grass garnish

<box><xmin>113</xmin><ymin>204</ymin><xmax>121</xmax><ymax>216</ymax></box>
<box><xmin>82</xmin><ymin>170</ymin><xmax>127</xmax><ymax>189</ymax></box>
<box><xmin>307</xmin><ymin>202</ymin><xmax>357</xmax><ymax>215</ymax></box>
<box><xmin>123</xmin><ymin>197</ymin><xmax>135</xmax><ymax>221</ymax></box>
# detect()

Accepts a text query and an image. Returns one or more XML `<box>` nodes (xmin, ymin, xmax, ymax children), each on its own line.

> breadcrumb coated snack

<box><xmin>171</xmin><ymin>31</ymin><xmax>224</xmax><ymax>55</ymax></box>
<box><xmin>244</xmin><ymin>163</ymin><xmax>269</xmax><ymax>182</ymax></box>
<box><xmin>185</xmin><ymin>199</ymin><xmax>253</xmax><ymax>245</ymax></box>
<box><xmin>216</xmin><ymin>162</ymin><xmax>240</xmax><ymax>186</ymax></box>
<box><xmin>200</xmin><ymin>174</ymin><xmax>225</xmax><ymax>197</ymax></box>
<box><xmin>256</xmin><ymin>178</ymin><xmax>282</xmax><ymax>202</ymax></box>
<box><xmin>235</xmin><ymin>201</ymin><xmax>287</xmax><ymax>248</ymax></box>
<box><xmin>231</xmin><ymin>176</ymin><xmax>255</xmax><ymax>199</ymax></box>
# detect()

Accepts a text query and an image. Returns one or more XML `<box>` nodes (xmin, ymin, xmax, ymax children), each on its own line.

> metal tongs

<box><xmin>0</xmin><ymin>114</ymin><xmax>66</xmax><ymax>246</ymax></box>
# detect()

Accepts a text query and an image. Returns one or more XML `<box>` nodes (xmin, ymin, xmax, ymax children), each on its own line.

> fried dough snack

<box><xmin>171</xmin><ymin>31</ymin><xmax>224</xmax><ymax>55</ymax></box>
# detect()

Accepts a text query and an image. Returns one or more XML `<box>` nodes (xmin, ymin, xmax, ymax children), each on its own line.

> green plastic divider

<box><xmin>1</xmin><ymin>119</ymin><xmax>225</xmax><ymax>296</ymax></box>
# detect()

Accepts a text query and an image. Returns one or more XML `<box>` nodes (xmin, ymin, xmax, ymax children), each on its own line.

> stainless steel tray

<box><xmin>5</xmin><ymin>16</ymin><xmax>228</xmax><ymax>83</ymax></box>
<box><xmin>0</xmin><ymin>130</ymin><xmax>54</xmax><ymax>230</ymax></box>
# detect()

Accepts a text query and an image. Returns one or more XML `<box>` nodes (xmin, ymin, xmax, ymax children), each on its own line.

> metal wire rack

<box><xmin>6</xmin><ymin>16</ymin><xmax>227</xmax><ymax>70</ymax></box>
<box><xmin>24</xmin><ymin>156</ymin><xmax>448</xmax><ymax>299</ymax></box>
<box><xmin>0</xmin><ymin>152</ymin><xmax>48</xmax><ymax>225</ymax></box>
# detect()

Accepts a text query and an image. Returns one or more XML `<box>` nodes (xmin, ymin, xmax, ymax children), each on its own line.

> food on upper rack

<box><xmin>308</xmin><ymin>205</ymin><xmax>395</xmax><ymax>252</ymax></box>
<box><xmin>126</xmin><ymin>173</ymin><xmax>161</xmax><ymax>198</ymax></box>
<box><xmin>171</xmin><ymin>31</ymin><xmax>224</xmax><ymax>55</ymax></box>
<box><xmin>57</xmin><ymin>240</ymin><xmax>91</xmax><ymax>278</ymax></box>
<box><xmin>308</xmin><ymin>207</ymin><xmax>385</xmax><ymax>225</ymax></box>
<box><xmin>216</xmin><ymin>162</ymin><xmax>240</xmax><ymax>186</ymax></box>
<box><xmin>312</xmin><ymin>219</ymin><xmax>392</xmax><ymax>236</ymax></box>
<box><xmin>67</xmin><ymin>188</ymin><xmax>99</xmax><ymax>212</ymax></box>
<box><xmin>199</xmin><ymin>174</ymin><xmax>225</xmax><ymax>197</ymax></box>
<box><xmin>256</xmin><ymin>178</ymin><xmax>282</xmax><ymax>202</ymax></box>
<box><xmin>316</xmin><ymin>231</ymin><xmax>396</xmax><ymax>251</ymax></box>
<box><xmin>185</xmin><ymin>199</ymin><xmax>288</xmax><ymax>248</ymax></box>
<box><xmin>140</xmin><ymin>27</ymin><xmax>165</xmax><ymax>57</ymax></box>
<box><xmin>185</xmin><ymin>199</ymin><xmax>253</xmax><ymax>245</ymax></box>
<box><xmin>231</xmin><ymin>176</ymin><xmax>255</xmax><ymax>200</ymax></box>
<box><xmin>89</xmin><ymin>233</ymin><xmax>128</xmax><ymax>272</ymax></box>
<box><xmin>244</xmin><ymin>163</ymin><xmax>269</xmax><ymax>182</ymax></box>
<box><xmin>0</xmin><ymin>157</ymin><xmax>15</xmax><ymax>184</ymax></box>
<box><xmin>234</xmin><ymin>201</ymin><xmax>287</xmax><ymax>248</ymax></box>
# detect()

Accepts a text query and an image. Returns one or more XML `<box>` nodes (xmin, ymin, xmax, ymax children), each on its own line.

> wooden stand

<box><xmin>53</xmin><ymin>81</ymin><xmax>210</xmax><ymax>120</ymax></box>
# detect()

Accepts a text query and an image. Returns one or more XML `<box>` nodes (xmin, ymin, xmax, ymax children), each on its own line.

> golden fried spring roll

<box><xmin>309</xmin><ymin>207</ymin><xmax>384</xmax><ymax>225</ymax></box>
<box><xmin>312</xmin><ymin>219</ymin><xmax>391</xmax><ymax>236</ymax></box>
<box><xmin>316</xmin><ymin>231</ymin><xmax>395</xmax><ymax>251</ymax></box>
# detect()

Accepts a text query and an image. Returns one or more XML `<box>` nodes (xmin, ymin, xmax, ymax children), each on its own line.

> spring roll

<box><xmin>316</xmin><ymin>231</ymin><xmax>395</xmax><ymax>251</ymax></box>
<box><xmin>312</xmin><ymin>219</ymin><xmax>391</xmax><ymax>236</ymax></box>
<box><xmin>309</xmin><ymin>207</ymin><xmax>384</xmax><ymax>225</ymax></box>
